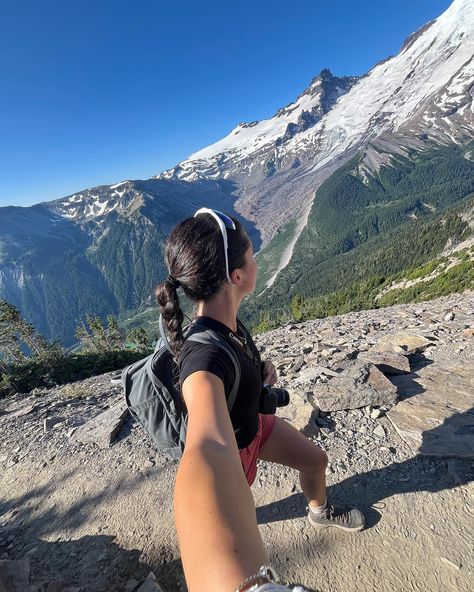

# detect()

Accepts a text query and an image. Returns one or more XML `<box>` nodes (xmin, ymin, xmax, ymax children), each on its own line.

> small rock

<box><xmin>440</xmin><ymin>556</ymin><xmax>461</xmax><ymax>571</ymax></box>
<box><xmin>444</xmin><ymin>311</ymin><xmax>455</xmax><ymax>322</ymax></box>
<box><xmin>294</xmin><ymin>366</ymin><xmax>323</xmax><ymax>385</ymax></box>
<box><xmin>373</xmin><ymin>425</ymin><xmax>386</xmax><ymax>439</ymax></box>
<box><xmin>359</xmin><ymin>351</ymin><xmax>411</xmax><ymax>375</ymax></box>
<box><xmin>10</xmin><ymin>404</ymin><xmax>39</xmax><ymax>418</ymax></box>
<box><xmin>315</xmin><ymin>362</ymin><xmax>398</xmax><ymax>412</ymax></box>
<box><xmin>74</xmin><ymin>402</ymin><xmax>129</xmax><ymax>448</ymax></box>
<box><xmin>321</xmin><ymin>347</ymin><xmax>339</xmax><ymax>357</ymax></box>
<box><xmin>372</xmin><ymin>332</ymin><xmax>433</xmax><ymax>356</ymax></box>
<box><xmin>6</xmin><ymin>457</ymin><xmax>19</xmax><ymax>468</ymax></box>
<box><xmin>319</xmin><ymin>367</ymin><xmax>339</xmax><ymax>377</ymax></box>
<box><xmin>44</xmin><ymin>417</ymin><xmax>65</xmax><ymax>432</ymax></box>
<box><xmin>289</xmin><ymin>355</ymin><xmax>305</xmax><ymax>373</ymax></box>
<box><xmin>371</xmin><ymin>408</ymin><xmax>382</xmax><ymax>419</ymax></box>
<box><xmin>136</xmin><ymin>572</ymin><xmax>165</xmax><ymax>592</ymax></box>
<box><xmin>275</xmin><ymin>357</ymin><xmax>294</xmax><ymax>370</ymax></box>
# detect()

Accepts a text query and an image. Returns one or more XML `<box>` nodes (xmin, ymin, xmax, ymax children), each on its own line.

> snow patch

<box><xmin>110</xmin><ymin>181</ymin><xmax>129</xmax><ymax>189</ymax></box>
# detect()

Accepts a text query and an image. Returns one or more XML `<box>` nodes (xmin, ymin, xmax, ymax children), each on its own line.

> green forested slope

<box><xmin>241</xmin><ymin>143</ymin><xmax>474</xmax><ymax>330</ymax></box>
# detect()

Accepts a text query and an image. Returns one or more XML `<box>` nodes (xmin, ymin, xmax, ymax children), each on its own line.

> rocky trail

<box><xmin>1</xmin><ymin>292</ymin><xmax>473</xmax><ymax>592</ymax></box>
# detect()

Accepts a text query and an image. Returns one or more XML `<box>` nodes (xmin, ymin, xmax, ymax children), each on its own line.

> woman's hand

<box><xmin>262</xmin><ymin>360</ymin><xmax>278</xmax><ymax>386</ymax></box>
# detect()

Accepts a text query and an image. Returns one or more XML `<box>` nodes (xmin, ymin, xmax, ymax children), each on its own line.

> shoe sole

<box><xmin>308</xmin><ymin>514</ymin><xmax>365</xmax><ymax>532</ymax></box>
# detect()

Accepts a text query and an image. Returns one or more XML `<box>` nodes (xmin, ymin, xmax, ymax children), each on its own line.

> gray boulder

<box><xmin>359</xmin><ymin>351</ymin><xmax>411</xmax><ymax>375</ymax></box>
<box><xmin>74</xmin><ymin>401</ymin><xmax>129</xmax><ymax>449</ymax></box>
<box><xmin>314</xmin><ymin>363</ymin><xmax>398</xmax><ymax>412</ymax></box>
<box><xmin>371</xmin><ymin>332</ymin><xmax>434</xmax><ymax>355</ymax></box>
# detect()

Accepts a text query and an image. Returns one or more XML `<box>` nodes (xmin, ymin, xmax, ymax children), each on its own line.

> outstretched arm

<box><xmin>175</xmin><ymin>370</ymin><xmax>268</xmax><ymax>591</ymax></box>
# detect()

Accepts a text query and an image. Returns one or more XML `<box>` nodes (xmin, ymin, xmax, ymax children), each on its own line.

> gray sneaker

<box><xmin>308</xmin><ymin>503</ymin><xmax>365</xmax><ymax>532</ymax></box>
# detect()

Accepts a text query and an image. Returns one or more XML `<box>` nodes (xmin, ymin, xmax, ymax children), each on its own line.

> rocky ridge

<box><xmin>0</xmin><ymin>291</ymin><xmax>473</xmax><ymax>591</ymax></box>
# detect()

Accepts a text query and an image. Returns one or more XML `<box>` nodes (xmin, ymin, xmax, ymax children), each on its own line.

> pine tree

<box><xmin>290</xmin><ymin>294</ymin><xmax>304</xmax><ymax>322</ymax></box>
<box><xmin>0</xmin><ymin>299</ymin><xmax>25</xmax><ymax>363</ymax></box>
<box><xmin>107</xmin><ymin>315</ymin><xmax>125</xmax><ymax>350</ymax></box>
<box><xmin>0</xmin><ymin>299</ymin><xmax>55</xmax><ymax>362</ymax></box>
<box><xmin>126</xmin><ymin>327</ymin><xmax>150</xmax><ymax>352</ymax></box>
<box><xmin>75</xmin><ymin>314</ymin><xmax>126</xmax><ymax>352</ymax></box>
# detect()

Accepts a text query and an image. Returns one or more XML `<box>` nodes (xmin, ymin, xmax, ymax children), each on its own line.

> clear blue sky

<box><xmin>1</xmin><ymin>0</ymin><xmax>452</xmax><ymax>207</ymax></box>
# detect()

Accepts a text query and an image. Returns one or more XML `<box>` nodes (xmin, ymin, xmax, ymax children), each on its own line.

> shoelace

<box><xmin>327</xmin><ymin>505</ymin><xmax>350</xmax><ymax>525</ymax></box>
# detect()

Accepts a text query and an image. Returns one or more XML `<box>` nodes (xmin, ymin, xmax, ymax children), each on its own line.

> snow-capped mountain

<box><xmin>1</xmin><ymin>0</ymin><xmax>473</xmax><ymax>345</ymax></box>
<box><xmin>42</xmin><ymin>0</ymin><xmax>474</xmax><ymax>246</ymax></box>
<box><xmin>159</xmin><ymin>69</ymin><xmax>359</xmax><ymax>183</ymax></box>
<box><xmin>158</xmin><ymin>0</ymin><xmax>474</xmax><ymax>245</ymax></box>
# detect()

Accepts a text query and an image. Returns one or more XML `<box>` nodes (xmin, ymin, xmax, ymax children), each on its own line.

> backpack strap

<box><xmin>158</xmin><ymin>314</ymin><xmax>242</xmax><ymax>413</ymax></box>
<box><xmin>158</xmin><ymin>313</ymin><xmax>193</xmax><ymax>355</ymax></box>
<box><xmin>186</xmin><ymin>330</ymin><xmax>241</xmax><ymax>413</ymax></box>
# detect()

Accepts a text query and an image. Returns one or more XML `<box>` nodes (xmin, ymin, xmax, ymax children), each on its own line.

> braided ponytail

<box><xmin>156</xmin><ymin>277</ymin><xmax>185</xmax><ymax>360</ymax></box>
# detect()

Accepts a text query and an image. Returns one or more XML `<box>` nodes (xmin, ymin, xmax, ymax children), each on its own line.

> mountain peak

<box><xmin>158</xmin><ymin>0</ymin><xmax>473</xmax><ymax>189</ymax></box>
<box><xmin>314</xmin><ymin>68</ymin><xmax>333</xmax><ymax>82</ymax></box>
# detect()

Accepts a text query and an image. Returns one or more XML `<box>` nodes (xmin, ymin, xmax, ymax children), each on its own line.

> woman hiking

<box><xmin>156</xmin><ymin>208</ymin><xmax>364</xmax><ymax>592</ymax></box>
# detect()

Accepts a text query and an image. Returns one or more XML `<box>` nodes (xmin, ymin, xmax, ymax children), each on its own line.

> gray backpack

<box><xmin>122</xmin><ymin>316</ymin><xmax>241</xmax><ymax>458</ymax></box>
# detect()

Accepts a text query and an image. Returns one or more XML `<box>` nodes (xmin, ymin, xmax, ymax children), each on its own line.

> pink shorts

<box><xmin>239</xmin><ymin>413</ymin><xmax>276</xmax><ymax>486</ymax></box>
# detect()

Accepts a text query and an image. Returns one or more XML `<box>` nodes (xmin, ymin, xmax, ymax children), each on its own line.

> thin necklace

<box><xmin>228</xmin><ymin>327</ymin><xmax>247</xmax><ymax>349</ymax></box>
<box><xmin>228</xmin><ymin>323</ymin><xmax>261</xmax><ymax>369</ymax></box>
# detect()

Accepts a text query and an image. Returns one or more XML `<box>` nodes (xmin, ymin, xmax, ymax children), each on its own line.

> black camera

<box><xmin>259</xmin><ymin>384</ymin><xmax>290</xmax><ymax>415</ymax></box>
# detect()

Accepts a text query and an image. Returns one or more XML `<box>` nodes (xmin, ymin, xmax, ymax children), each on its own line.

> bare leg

<box><xmin>258</xmin><ymin>417</ymin><xmax>328</xmax><ymax>507</ymax></box>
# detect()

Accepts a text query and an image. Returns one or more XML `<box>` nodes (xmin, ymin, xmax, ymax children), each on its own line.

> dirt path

<box><xmin>1</xmin><ymin>292</ymin><xmax>473</xmax><ymax>591</ymax></box>
<box><xmin>1</xmin><ymin>415</ymin><xmax>472</xmax><ymax>592</ymax></box>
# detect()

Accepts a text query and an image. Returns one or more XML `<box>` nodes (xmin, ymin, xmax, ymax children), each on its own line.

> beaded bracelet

<box><xmin>235</xmin><ymin>565</ymin><xmax>280</xmax><ymax>592</ymax></box>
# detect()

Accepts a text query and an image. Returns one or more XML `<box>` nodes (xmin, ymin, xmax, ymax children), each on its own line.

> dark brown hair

<box><xmin>156</xmin><ymin>212</ymin><xmax>250</xmax><ymax>359</ymax></box>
